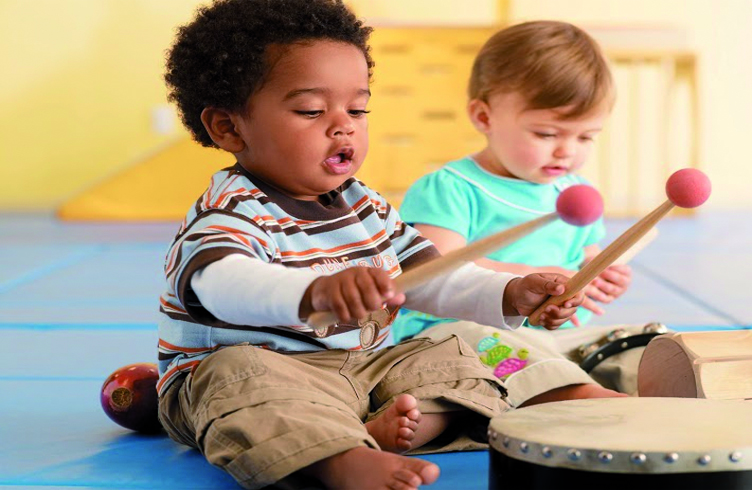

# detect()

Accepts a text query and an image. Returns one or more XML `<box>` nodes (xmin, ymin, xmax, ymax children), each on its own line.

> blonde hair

<box><xmin>468</xmin><ymin>21</ymin><xmax>614</xmax><ymax>118</ymax></box>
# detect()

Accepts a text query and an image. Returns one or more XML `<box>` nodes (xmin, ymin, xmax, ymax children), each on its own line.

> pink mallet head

<box><xmin>665</xmin><ymin>168</ymin><xmax>711</xmax><ymax>208</ymax></box>
<box><xmin>556</xmin><ymin>185</ymin><xmax>604</xmax><ymax>226</ymax></box>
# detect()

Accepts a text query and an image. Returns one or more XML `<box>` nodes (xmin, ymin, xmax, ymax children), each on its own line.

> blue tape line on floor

<box><xmin>0</xmin><ymin>323</ymin><xmax>157</xmax><ymax>331</ymax></box>
<box><xmin>0</xmin><ymin>245</ymin><xmax>106</xmax><ymax>294</ymax></box>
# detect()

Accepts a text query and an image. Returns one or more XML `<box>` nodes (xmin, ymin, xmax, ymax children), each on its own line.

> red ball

<box><xmin>556</xmin><ymin>185</ymin><xmax>604</xmax><ymax>226</ymax></box>
<box><xmin>100</xmin><ymin>363</ymin><xmax>161</xmax><ymax>433</ymax></box>
<box><xmin>666</xmin><ymin>168</ymin><xmax>711</xmax><ymax>208</ymax></box>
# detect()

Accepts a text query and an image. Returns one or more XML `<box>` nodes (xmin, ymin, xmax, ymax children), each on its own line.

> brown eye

<box><xmin>294</xmin><ymin>110</ymin><xmax>323</xmax><ymax>118</ymax></box>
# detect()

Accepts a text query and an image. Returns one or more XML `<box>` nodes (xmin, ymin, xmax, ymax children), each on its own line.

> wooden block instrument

<box><xmin>638</xmin><ymin>330</ymin><xmax>752</xmax><ymax>400</ymax></box>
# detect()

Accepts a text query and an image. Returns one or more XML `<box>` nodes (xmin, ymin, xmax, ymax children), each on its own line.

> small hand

<box><xmin>299</xmin><ymin>267</ymin><xmax>405</xmax><ymax>323</ymax></box>
<box><xmin>586</xmin><ymin>264</ymin><xmax>632</xmax><ymax>304</ymax></box>
<box><xmin>579</xmin><ymin>289</ymin><xmax>605</xmax><ymax>316</ymax></box>
<box><xmin>504</xmin><ymin>273</ymin><xmax>585</xmax><ymax>330</ymax></box>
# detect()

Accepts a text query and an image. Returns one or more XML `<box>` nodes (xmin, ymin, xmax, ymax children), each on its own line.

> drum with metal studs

<box><xmin>488</xmin><ymin>397</ymin><xmax>752</xmax><ymax>489</ymax></box>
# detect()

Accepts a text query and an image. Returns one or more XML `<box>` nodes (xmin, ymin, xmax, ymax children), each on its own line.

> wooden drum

<box><xmin>638</xmin><ymin>330</ymin><xmax>752</xmax><ymax>399</ymax></box>
<box><xmin>488</xmin><ymin>398</ymin><xmax>752</xmax><ymax>489</ymax></box>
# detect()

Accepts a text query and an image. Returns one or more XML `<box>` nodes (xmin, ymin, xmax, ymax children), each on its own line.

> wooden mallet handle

<box><xmin>612</xmin><ymin>225</ymin><xmax>658</xmax><ymax>266</ymax></box>
<box><xmin>528</xmin><ymin>201</ymin><xmax>673</xmax><ymax>326</ymax></box>
<box><xmin>528</xmin><ymin>167</ymin><xmax>712</xmax><ymax>326</ymax></box>
<box><xmin>307</xmin><ymin>213</ymin><xmax>559</xmax><ymax>330</ymax></box>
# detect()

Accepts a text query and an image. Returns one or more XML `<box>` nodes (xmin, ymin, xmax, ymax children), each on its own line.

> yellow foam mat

<box><xmin>57</xmin><ymin>138</ymin><xmax>233</xmax><ymax>221</ymax></box>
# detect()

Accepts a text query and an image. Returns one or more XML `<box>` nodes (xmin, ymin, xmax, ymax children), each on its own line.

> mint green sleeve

<box><xmin>399</xmin><ymin>170</ymin><xmax>473</xmax><ymax>240</ymax></box>
<box><xmin>584</xmin><ymin>217</ymin><xmax>606</xmax><ymax>247</ymax></box>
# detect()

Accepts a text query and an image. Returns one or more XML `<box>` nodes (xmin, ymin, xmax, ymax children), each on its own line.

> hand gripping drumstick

<box><xmin>307</xmin><ymin>184</ymin><xmax>604</xmax><ymax>332</ymax></box>
<box><xmin>528</xmin><ymin>168</ymin><xmax>712</xmax><ymax>326</ymax></box>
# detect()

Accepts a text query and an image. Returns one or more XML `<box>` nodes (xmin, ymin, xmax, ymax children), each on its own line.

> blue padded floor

<box><xmin>0</xmin><ymin>212</ymin><xmax>750</xmax><ymax>489</ymax></box>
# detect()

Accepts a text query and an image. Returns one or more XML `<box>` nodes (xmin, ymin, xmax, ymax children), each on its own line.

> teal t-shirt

<box><xmin>393</xmin><ymin>157</ymin><xmax>605</xmax><ymax>341</ymax></box>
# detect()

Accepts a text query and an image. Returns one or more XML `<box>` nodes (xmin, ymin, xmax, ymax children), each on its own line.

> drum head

<box><xmin>489</xmin><ymin>397</ymin><xmax>751</xmax><ymax>475</ymax></box>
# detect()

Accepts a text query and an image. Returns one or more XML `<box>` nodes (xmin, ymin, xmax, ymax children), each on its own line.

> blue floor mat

<box><xmin>1</xmin><ymin>212</ymin><xmax>750</xmax><ymax>489</ymax></box>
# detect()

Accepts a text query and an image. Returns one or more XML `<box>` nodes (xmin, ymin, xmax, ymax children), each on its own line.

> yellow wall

<box><xmin>2</xmin><ymin>0</ymin><xmax>505</xmax><ymax>214</ymax></box>
<box><xmin>509</xmin><ymin>0</ymin><xmax>752</xmax><ymax>210</ymax></box>
<box><xmin>0</xmin><ymin>0</ymin><xmax>204</xmax><ymax>211</ymax></box>
<box><xmin>2</xmin><ymin>0</ymin><xmax>751</xmax><ymax>212</ymax></box>
<box><xmin>349</xmin><ymin>0</ymin><xmax>501</xmax><ymax>26</ymax></box>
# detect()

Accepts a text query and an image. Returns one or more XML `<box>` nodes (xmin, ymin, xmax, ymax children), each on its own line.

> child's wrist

<box><xmin>298</xmin><ymin>280</ymin><xmax>318</xmax><ymax>322</ymax></box>
<box><xmin>502</xmin><ymin>277</ymin><xmax>521</xmax><ymax>317</ymax></box>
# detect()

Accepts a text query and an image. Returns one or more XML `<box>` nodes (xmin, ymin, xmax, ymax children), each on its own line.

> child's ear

<box><xmin>468</xmin><ymin>99</ymin><xmax>492</xmax><ymax>133</ymax></box>
<box><xmin>200</xmin><ymin>107</ymin><xmax>246</xmax><ymax>153</ymax></box>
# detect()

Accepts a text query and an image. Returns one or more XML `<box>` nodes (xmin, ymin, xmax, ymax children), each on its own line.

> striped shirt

<box><xmin>157</xmin><ymin>163</ymin><xmax>439</xmax><ymax>395</ymax></box>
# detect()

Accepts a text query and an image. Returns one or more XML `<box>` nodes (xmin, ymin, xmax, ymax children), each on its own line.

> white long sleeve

<box><xmin>192</xmin><ymin>254</ymin><xmax>524</xmax><ymax>330</ymax></box>
<box><xmin>404</xmin><ymin>261</ymin><xmax>525</xmax><ymax>330</ymax></box>
<box><xmin>190</xmin><ymin>254</ymin><xmax>320</xmax><ymax>327</ymax></box>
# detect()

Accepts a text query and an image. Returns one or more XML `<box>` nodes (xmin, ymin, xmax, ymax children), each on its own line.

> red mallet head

<box><xmin>100</xmin><ymin>362</ymin><xmax>162</xmax><ymax>433</ymax></box>
<box><xmin>556</xmin><ymin>184</ymin><xmax>604</xmax><ymax>226</ymax></box>
<box><xmin>666</xmin><ymin>168</ymin><xmax>711</xmax><ymax>208</ymax></box>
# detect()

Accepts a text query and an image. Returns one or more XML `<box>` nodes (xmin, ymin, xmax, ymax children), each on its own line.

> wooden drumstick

<box><xmin>612</xmin><ymin>226</ymin><xmax>657</xmax><ymax>266</ymax></box>
<box><xmin>308</xmin><ymin>214</ymin><xmax>557</xmax><ymax>330</ymax></box>
<box><xmin>528</xmin><ymin>168</ymin><xmax>711</xmax><ymax>326</ymax></box>
<box><xmin>307</xmin><ymin>185</ymin><xmax>604</xmax><ymax>331</ymax></box>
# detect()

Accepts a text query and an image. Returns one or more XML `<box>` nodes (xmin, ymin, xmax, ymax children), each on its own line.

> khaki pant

<box><xmin>158</xmin><ymin>335</ymin><xmax>510</xmax><ymax>489</ymax></box>
<box><xmin>418</xmin><ymin>322</ymin><xmax>650</xmax><ymax>407</ymax></box>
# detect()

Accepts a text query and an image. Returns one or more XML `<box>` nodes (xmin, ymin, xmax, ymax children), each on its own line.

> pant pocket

<box><xmin>158</xmin><ymin>375</ymin><xmax>199</xmax><ymax>448</ymax></box>
<box><xmin>192</xmin><ymin>345</ymin><xmax>269</xmax><ymax>403</ymax></box>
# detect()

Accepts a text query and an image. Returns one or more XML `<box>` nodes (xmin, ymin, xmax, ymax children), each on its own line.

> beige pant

<box><xmin>158</xmin><ymin>335</ymin><xmax>510</xmax><ymax>489</ymax></box>
<box><xmin>418</xmin><ymin>322</ymin><xmax>649</xmax><ymax>407</ymax></box>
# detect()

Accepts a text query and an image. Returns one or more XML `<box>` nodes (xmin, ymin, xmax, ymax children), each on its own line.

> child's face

<box><xmin>474</xmin><ymin>92</ymin><xmax>608</xmax><ymax>184</ymax></box>
<box><xmin>233</xmin><ymin>41</ymin><xmax>370</xmax><ymax>200</ymax></box>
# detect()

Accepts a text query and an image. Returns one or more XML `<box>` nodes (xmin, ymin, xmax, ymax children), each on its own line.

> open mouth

<box><xmin>323</xmin><ymin>147</ymin><xmax>355</xmax><ymax>175</ymax></box>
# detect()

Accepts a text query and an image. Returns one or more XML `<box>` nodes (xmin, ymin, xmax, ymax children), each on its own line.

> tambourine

<box><xmin>488</xmin><ymin>397</ymin><xmax>752</xmax><ymax>489</ymax></box>
<box><xmin>576</xmin><ymin>323</ymin><xmax>669</xmax><ymax>372</ymax></box>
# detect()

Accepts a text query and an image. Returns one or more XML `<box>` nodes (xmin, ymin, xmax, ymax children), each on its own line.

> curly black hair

<box><xmin>165</xmin><ymin>0</ymin><xmax>374</xmax><ymax>147</ymax></box>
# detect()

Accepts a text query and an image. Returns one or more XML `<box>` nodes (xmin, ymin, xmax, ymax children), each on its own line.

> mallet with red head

<box><xmin>528</xmin><ymin>168</ymin><xmax>712</xmax><ymax>327</ymax></box>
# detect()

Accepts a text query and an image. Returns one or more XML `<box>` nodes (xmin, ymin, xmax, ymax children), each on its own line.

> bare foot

<box><xmin>520</xmin><ymin>383</ymin><xmax>628</xmax><ymax>407</ymax></box>
<box><xmin>366</xmin><ymin>394</ymin><xmax>422</xmax><ymax>453</ymax></box>
<box><xmin>306</xmin><ymin>446</ymin><xmax>440</xmax><ymax>490</ymax></box>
